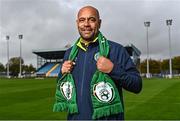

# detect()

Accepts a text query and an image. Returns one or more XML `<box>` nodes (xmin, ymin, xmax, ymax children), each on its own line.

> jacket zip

<box><xmin>80</xmin><ymin>51</ymin><xmax>87</xmax><ymax>100</ymax></box>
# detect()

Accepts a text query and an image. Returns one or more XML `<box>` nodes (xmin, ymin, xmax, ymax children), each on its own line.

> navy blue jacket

<box><xmin>58</xmin><ymin>40</ymin><xmax>142</xmax><ymax>120</ymax></box>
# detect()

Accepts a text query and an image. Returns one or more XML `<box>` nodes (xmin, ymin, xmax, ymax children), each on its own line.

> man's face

<box><xmin>76</xmin><ymin>7</ymin><xmax>101</xmax><ymax>41</ymax></box>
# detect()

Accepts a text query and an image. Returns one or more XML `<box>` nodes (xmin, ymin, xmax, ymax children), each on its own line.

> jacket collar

<box><xmin>77</xmin><ymin>37</ymin><xmax>98</xmax><ymax>51</ymax></box>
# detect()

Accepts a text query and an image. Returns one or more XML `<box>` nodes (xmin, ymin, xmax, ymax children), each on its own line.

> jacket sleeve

<box><xmin>109</xmin><ymin>46</ymin><xmax>142</xmax><ymax>94</ymax></box>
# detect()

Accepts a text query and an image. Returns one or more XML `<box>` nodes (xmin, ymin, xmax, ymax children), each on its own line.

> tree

<box><xmin>8</xmin><ymin>57</ymin><xmax>24</xmax><ymax>76</ymax></box>
<box><xmin>140</xmin><ymin>60</ymin><xmax>146</xmax><ymax>73</ymax></box>
<box><xmin>149</xmin><ymin>59</ymin><xmax>161</xmax><ymax>74</ymax></box>
<box><xmin>140</xmin><ymin>59</ymin><xmax>161</xmax><ymax>74</ymax></box>
<box><xmin>172</xmin><ymin>56</ymin><xmax>180</xmax><ymax>73</ymax></box>
<box><xmin>0</xmin><ymin>62</ymin><xmax>5</xmax><ymax>72</ymax></box>
<box><xmin>23</xmin><ymin>64</ymin><xmax>36</xmax><ymax>73</ymax></box>
<box><xmin>6</xmin><ymin>57</ymin><xmax>36</xmax><ymax>77</ymax></box>
<box><xmin>161</xmin><ymin>59</ymin><xmax>169</xmax><ymax>72</ymax></box>
<box><xmin>28</xmin><ymin>64</ymin><xmax>36</xmax><ymax>73</ymax></box>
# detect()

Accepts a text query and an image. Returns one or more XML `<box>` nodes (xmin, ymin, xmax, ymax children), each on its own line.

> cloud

<box><xmin>0</xmin><ymin>0</ymin><xmax>180</xmax><ymax>67</ymax></box>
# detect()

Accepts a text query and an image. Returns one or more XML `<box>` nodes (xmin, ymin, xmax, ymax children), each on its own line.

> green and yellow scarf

<box><xmin>53</xmin><ymin>32</ymin><xmax>123</xmax><ymax>119</ymax></box>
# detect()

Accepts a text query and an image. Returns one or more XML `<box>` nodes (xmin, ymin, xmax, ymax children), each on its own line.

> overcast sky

<box><xmin>0</xmin><ymin>0</ymin><xmax>180</xmax><ymax>67</ymax></box>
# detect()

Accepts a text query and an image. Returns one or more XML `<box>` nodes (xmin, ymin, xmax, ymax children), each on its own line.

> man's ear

<box><xmin>99</xmin><ymin>19</ymin><xmax>102</xmax><ymax>29</ymax></box>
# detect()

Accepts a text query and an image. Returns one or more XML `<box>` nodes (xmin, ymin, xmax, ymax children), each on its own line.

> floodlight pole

<box><xmin>6</xmin><ymin>35</ymin><xmax>10</xmax><ymax>78</ymax></box>
<box><xmin>18</xmin><ymin>34</ymin><xmax>23</xmax><ymax>78</ymax></box>
<box><xmin>144</xmin><ymin>21</ymin><xmax>151</xmax><ymax>78</ymax></box>
<box><xmin>166</xmin><ymin>19</ymin><xmax>173</xmax><ymax>78</ymax></box>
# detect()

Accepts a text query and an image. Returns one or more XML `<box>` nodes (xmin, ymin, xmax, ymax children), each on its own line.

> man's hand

<box><xmin>96</xmin><ymin>56</ymin><xmax>114</xmax><ymax>73</ymax></box>
<box><xmin>61</xmin><ymin>60</ymin><xmax>75</xmax><ymax>74</ymax></box>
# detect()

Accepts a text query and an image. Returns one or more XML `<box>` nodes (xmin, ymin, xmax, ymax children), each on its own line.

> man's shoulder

<box><xmin>107</xmin><ymin>40</ymin><xmax>129</xmax><ymax>56</ymax></box>
<box><xmin>63</xmin><ymin>47</ymin><xmax>73</xmax><ymax>58</ymax></box>
<box><xmin>65</xmin><ymin>47</ymin><xmax>72</xmax><ymax>53</ymax></box>
<box><xmin>66</xmin><ymin>47</ymin><xmax>72</xmax><ymax>52</ymax></box>
<box><xmin>107</xmin><ymin>40</ymin><xmax>124</xmax><ymax>49</ymax></box>
<box><xmin>107</xmin><ymin>40</ymin><xmax>130</xmax><ymax>62</ymax></box>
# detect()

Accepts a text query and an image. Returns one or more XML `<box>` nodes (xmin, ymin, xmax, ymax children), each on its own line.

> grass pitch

<box><xmin>0</xmin><ymin>78</ymin><xmax>66</xmax><ymax>120</ymax></box>
<box><xmin>125</xmin><ymin>78</ymin><xmax>180</xmax><ymax>120</ymax></box>
<box><xmin>0</xmin><ymin>77</ymin><xmax>180</xmax><ymax>120</ymax></box>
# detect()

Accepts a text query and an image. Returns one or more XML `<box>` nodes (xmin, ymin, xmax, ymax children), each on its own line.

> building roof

<box><xmin>32</xmin><ymin>48</ymin><xmax>66</xmax><ymax>59</ymax></box>
<box><xmin>32</xmin><ymin>44</ymin><xmax>141</xmax><ymax>60</ymax></box>
<box><xmin>125</xmin><ymin>44</ymin><xmax>141</xmax><ymax>56</ymax></box>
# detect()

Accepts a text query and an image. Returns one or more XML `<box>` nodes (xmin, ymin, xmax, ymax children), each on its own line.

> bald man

<box><xmin>54</xmin><ymin>6</ymin><xmax>142</xmax><ymax>120</ymax></box>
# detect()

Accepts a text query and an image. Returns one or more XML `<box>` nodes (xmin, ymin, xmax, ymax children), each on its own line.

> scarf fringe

<box><xmin>68</xmin><ymin>103</ymin><xmax>78</xmax><ymax>114</ymax></box>
<box><xmin>53</xmin><ymin>102</ymin><xmax>78</xmax><ymax>114</ymax></box>
<box><xmin>92</xmin><ymin>103</ymin><xmax>123</xmax><ymax>119</ymax></box>
<box><xmin>53</xmin><ymin>102</ymin><xmax>67</xmax><ymax>112</ymax></box>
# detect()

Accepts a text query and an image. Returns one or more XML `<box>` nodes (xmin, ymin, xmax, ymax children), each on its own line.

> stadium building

<box><xmin>33</xmin><ymin>44</ymin><xmax>141</xmax><ymax>77</ymax></box>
